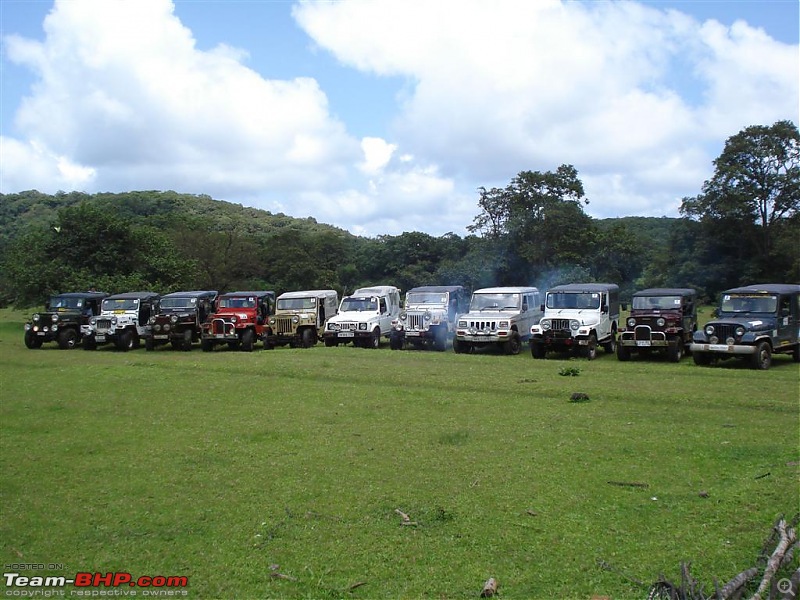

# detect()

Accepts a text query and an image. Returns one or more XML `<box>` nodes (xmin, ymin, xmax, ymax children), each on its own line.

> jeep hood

<box><xmin>708</xmin><ymin>317</ymin><xmax>774</xmax><ymax>331</ymax></box>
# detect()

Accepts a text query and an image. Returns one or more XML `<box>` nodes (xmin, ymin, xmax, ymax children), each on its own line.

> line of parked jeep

<box><xmin>22</xmin><ymin>283</ymin><xmax>800</xmax><ymax>370</ymax></box>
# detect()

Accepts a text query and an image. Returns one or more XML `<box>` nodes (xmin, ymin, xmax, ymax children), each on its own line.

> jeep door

<box><xmin>776</xmin><ymin>294</ymin><xmax>795</xmax><ymax>345</ymax></box>
<box><xmin>378</xmin><ymin>297</ymin><xmax>392</xmax><ymax>334</ymax></box>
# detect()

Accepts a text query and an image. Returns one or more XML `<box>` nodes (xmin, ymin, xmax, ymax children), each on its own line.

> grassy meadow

<box><xmin>1</xmin><ymin>307</ymin><xmax>798</xmax><ymax>599</ymax></box>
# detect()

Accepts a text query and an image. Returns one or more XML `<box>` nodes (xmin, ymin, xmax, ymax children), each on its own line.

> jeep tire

<box><xmin>750</xmin><ymin>341</ymin><xmax>771</xmax><ymax>370</ymax></box>
<box><xmin>389</xmin><ymin>332</ymin><xmax>403</xmax><ymax>350</ymax></box>
<box><xmin>145</xmin><ymin>336</ymin><xmax>155</xmax><ymax>351</ymax></box>
<box><xmin>324</xmin><ymin>337</ymin><xmax>338</xmax><ymax>347</ymax></box>
<box><xmin>602</xmin><ymin>332</ymin><xmax>616</xmax><ymax>354</ymax></box>
<box><xmin>57</xmin><ymin>328</ymin><xmax>78</xmax><ymax>350</ymax></box>
<box><xmin>368</xmin><ymin>328</ymin><xmax>380</xmax><ymax>349</ymax></box>
<box><xmin>117</xmin><ymin>330</ymin><xmax>136</xmax><ymax>352</ymax></box>
<box><xmin>503</xmin><ymin>332</ymin><xmax>521</xmax><ymax>355</ymax></box>
<box><xmin>241</xmin><ymin>329</ymin><xmax>255</xmax><ymax>352</ymax></box>
<box><xmin>692</xmin><ymin>351</ymin><xmax>711</xmax><ymax>366</ymax></box>
<box><xmin>666</xmin><ymin>341</ymin><xmax>683</xmax><ymax>363</ymax></box>
<box><xmin>530</xmin><ymin>341</ymin><xmax>546</xmax><ymax>359</ymax></box>
<box><xmin>616</xmin><ymin>343</ymin><xmax>630</xmax><ymax>361</ymax></box>
<box><xmin>434</xmin><ymin>327</ymin><xmax>448</xmax><ymax>352</ymax></box>
<box><xmin>585</xmin><ymin>334</ymin><xmax>598</xmax><ymax>360</ymax></box>
<box><xmin>301</xmin><ymin>328</ymin><xmax>315</xmax><ymax>349</ymax></box>
<box><xmin>183</xmin><ymin>329</ymin><xmax>193</xmax><ymax>351</ymax></box>
<box><xmin>201</xmin><ymin>339</ymin><xmax>214</xmax><ymax>352</ymax></box>
<box><xmin>83</xmin><ymin>336</ymin><xmax>97</xmax><ymax>351</ymax></box>
<box><xmin>24</xmin><ymin>329</ymin><xmax>43</xmax><ymax>349</ymax></box>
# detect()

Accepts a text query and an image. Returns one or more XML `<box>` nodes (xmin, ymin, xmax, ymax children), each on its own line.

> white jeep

<box><xmin>323</xmin><ymin>285</ymin><xmax>401</xmax><ymax>348</ymax></box>
<box><xmin>83</xmin><ymin>291</ymin><xmax>160</xmax><ymax>351</ymax></box>
<box><xmin>530</xmin><ymin>283</ymin><xmax>620</xmax><ymax>360</ymax></box>
<box><xmin>453</xmin><ymin>286</ymin><xmax>542</xmax><ymax>355</ymax></box>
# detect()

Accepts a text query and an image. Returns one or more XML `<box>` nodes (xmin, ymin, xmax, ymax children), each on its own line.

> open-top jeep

<box><xmin>24</xmin><ymin>291</ymin><xmax>108</xmax><ymax>349</ymax></box>
<box><xmin>200</xmin><ymin>291</ymin><xmax>275</xmax><ymax>352</ymax></box>
<box><xmin>83</xmin><ymin>291</ymin><xmax>160</xmax><ymax>351</ymax></box>
<box><xmin>530</xmin><ymin>283</ymin><xmax>620</xmax><ymax>360</ymax></box>
<box><xmin>691</xmin><ymin>283</ymin><xmax>800</xmax><ymax>370</ymax></box>
<box><xmin>617</xmin><ymin>288</ymin><xmax>697</xmax><ymax>362</ymax></box>
<box><xmin>264</xmin><ymin>289</ymin><xmax>339</xmax><ymax>349</ymax></box>
<box><xmin>390</xmin><ymin>285</ymin><xmax>468</xmax><ymax>351</ymax></box>
<box><xmin>453</xmin><ymin>286</ymin><xmax>542</xmax><ymax>355</ymax></box>
<box><xmin>323</xmin><ymin>285</ymin><xmax>401</xmax><ymax>348</ymax></box>
<box><xmin>144</xmin><ymin>290</ymin><xmax>218</xmax><ymax>351</ymax></box>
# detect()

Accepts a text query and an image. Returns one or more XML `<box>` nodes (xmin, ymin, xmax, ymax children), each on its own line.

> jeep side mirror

<box><xmin>539</xmin><ymin>303</ymin><xmax>545</xmax><ymax>312</ymax></box>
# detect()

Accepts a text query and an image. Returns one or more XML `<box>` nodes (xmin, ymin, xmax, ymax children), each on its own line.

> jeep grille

<box><xmin>551</xmin><ymin>319</ymin><xmax>571</xmax><ymax>331</ymax></box>
<box><xmin>711</xmin><ymin>324</ymin><xmax>737</xmax><ymax>341</ymax></box>
<box><xmin>634</xmin><ymin>326</ymin><xmax>653</xmax><ymax>341</ymax></box>
<box><xmin>407</xmin><ymin>313</ymin><xmax>428</xmax><ymax>331</ymax></box>
<box><xmin>339</xmin><ymin>322</ymin><xmax>357</xmax><ymax>331</ymax></box>
<box><xmin>96</xmin><ymin>318</ymin><xmax>112</xmax><ymax>330</ymax></box>
<box><xmin>275</xmin><ymin>316</ymin><xmax>295</xmax><ymax>335</ymax></box>
<box><xmin>211</xmin><ymin>318</ymin><xmax>234</xmax><ymax>335</ymax></box>
<box><xmin>464</xmin><ymin>320</ymin><xmax>499</xmax><ymax>331</ymax></box>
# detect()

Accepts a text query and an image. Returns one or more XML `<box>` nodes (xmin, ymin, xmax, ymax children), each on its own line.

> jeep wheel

<box><xmin>83</xmin><ymin>336</ymin><xmax>97</xmax><ymax>351</ymax></box>
<box><xmin>324</xmin><ymin>337</ymin><xmax>338</xmax><ymax>347</ymax></box>
<box><xmin>227</xmin><ymin>341</ymin><xmax>240</xmax><ymax>350</ymax></box>
<box><xmin>452</xmin><ymin>338</ymin><xmax>465</xmax><ymax>354</ymax></box>
<box><xmin>750</xmin><ymin>341</ymin><xmax>771</xmax><ymax>370</ymax></box>
<box><xmin>434</xmin><ymin>328</ymin><xmax>448</xmax><ymax>352</ymax></box>
<box><xmin>24</xmin><ymin>330</ymin><xmax>43</xmax><ymax>349</ymax></box>
<box><xmin>530</xmin><ymin>342</ymin><xmax>546</xmax><ymax>359</ymax></box>
<box><xmin>368</xmin><ymin>328</ymin><xmax>380</xmax><ymax>349</ymax></box>
<box><xmin>201</xmin><ymin>339</ymin><xmax>213</xmax><ymax>352</ymax></box>
<box><xmin>301</xmin><ymin>328</ymin><xmax>315</xmax><ymax>349</ymax></box>
<box><xmin>692</xmin><ymin>351</ymin><xmax>712</xmax><ymax>366</ymax></box>
<box><xmin>585</xmin><ymin>334</ymin><xmax>598</xmax><ymax>360</ymax></box>
<box><xmin>57</xmin><ymin>328</ymin><xmax>78</xmax><ymax>350</ymax></box>
<box><xmin>241</xmin><ymin>329</ymin><xmax>255</xmax><ymax>352</ymax></box>
<box><xmin>183</xmin><ymin>329</ymin><xmax>194</xmax><ymax>351</ymax></box>
<box><xmin>116</xmin><ymin>330</ymin><xmax>136</xmax><ymax>352</ymax></box>
<box><xmin>389</xmin><ymin>332</ymin><xmax>403</xmax><ymax>350</ymax></box>
<box><xmin>503</xmin><ymin>332</ymin><xmax>522</xmax><ymax>355</ymax></box>
<box><xmin>145</xmin><ymin>337</ymin><xmax>155</xmax><ymax>351</ymax></box>
<box><xmin>602</xmin><ymin>333</ymin><xmax>616</xmax><ymax>354</ymax></box>
<box><xmin>616</xmin><ymin>343</ymin><xmax>630</xmax><ymax>362</ymax></box>
<box><xmin>666</xmin><ymin>342</ymin><xmax>683</xmax><ymax>363</ymax></box>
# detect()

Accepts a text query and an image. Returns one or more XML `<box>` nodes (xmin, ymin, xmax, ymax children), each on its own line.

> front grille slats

<box><xmin>551</xmin><ymin>319</ymin><xmax>570</xmax><ymax>331</ymax></box>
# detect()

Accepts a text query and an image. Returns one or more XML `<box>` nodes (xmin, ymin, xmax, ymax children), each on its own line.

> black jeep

<box><xmin>691</xmin><ymin>283</ymin><xmax>800</xmax><ymax>370</ymax></box>
<box><xmin>617</xmin><ymin>288</ymin><xmax>697</xmax><ymax>362</ymax></box>
<box><xmin>144</xmin><ymin>290</ymin><xmax>218</xmax><ymax>351</ymax></box>
<box><xmin>24</xmin><ymin>291</ymin><xmax>108</xmax><ymax>349</ymax></box>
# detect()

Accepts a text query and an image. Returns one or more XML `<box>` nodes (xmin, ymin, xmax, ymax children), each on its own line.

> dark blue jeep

<box><xmin>691</xmin><ymin>283</ymin><xmax>800</xmax><ymax>370</ymax></box>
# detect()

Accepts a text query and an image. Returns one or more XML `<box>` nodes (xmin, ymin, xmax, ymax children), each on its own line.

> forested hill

<box><xmin>0</xmin><ymin>190</ymin><xmax>350</xmax><ymax>244</ymax></box>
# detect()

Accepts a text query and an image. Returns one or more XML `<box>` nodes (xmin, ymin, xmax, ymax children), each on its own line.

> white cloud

<box><xmin>359</xmin><ymin>137</ymin><xmax>396</xmax><ymax>174</ymax></box>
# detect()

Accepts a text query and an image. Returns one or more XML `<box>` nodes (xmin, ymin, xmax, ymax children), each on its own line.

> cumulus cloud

<box><xmin>1</xmin><ymin>0</ymin><xmax>797</xmax><ymax>236</ymax></box>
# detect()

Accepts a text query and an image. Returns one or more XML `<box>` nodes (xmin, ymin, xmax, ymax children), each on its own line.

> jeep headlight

<box><xmin>111</xmin><ymin>317</ymin><xmax>118</xmax><ymax>326</ymax></box>
<box><xmin>149</xmin><ymin>316</ymin><xmax>156</xmax><ymax>325</ymax></box>
<box><xmin>656</xmin><ymin>318</ymin><xmax>666</xmax><ymax>327</ymax></box>
<box><xmin>704</xmin><ymin>324</ymin><xmax>715</xmax><ymax>336</ymax></box>
<box><xmin>292</xmin><ymin>316</ymin><xmax>300</xmax><ymax>324</ymax></box>
<box><xmin>399</xmin><ymin>311</ymin><xmax>407</xmax><ymax>321</ymax></box>
<box><xmin>154</xmin><ymin>324</ymin><xmax>161</xmax><ymax>332</ymax></box>
<box><xmin>499</xmin><ymin>320</ymin><xmax>509</xmax><ymax>328</ymax></box>
<box><xmin>269</xmin><ymin>317</ymin><xmax>276</xmax><ymax>325</ymax></box>
<box><xmin>51</xmin><ymin>313</ymin><xmax>59</xmax><ymax>322</ymax></box>
<box><xmin>570</xmin><ymin>320</ymin><xmax>580</xmax><ymax>331</ymax></box>
<box><xmin>424</xmin><ymin>311</ymin><xmax>432</xmax><ymax>321</ymax></box>
<box><xmin>458</xmin><ymin>320</ymin><xmax>467</xmax><ymax>328</ymax></box>
<box><xmin>627</xmin><ymin>317</ymin><xmax>636</xmax><ymax>328</ymax></box>
<box><xmin>328</xmin><ymin>322</ymin><xmax>339</xmax><ymax>331</ymax></box>
<box><xmin>164</xmin><ymin>324</ymin><xmax>171</xmax><ymax>332</ymax></box>
<box><xmin>90</xmin><ymin>317</ymin><xmax>97</xmax><ymax>326</ymax></box>
<box><xmin>358</xmin><ymin>323</ymin><xmax>367</xmax><ymax>331</ymax></box>
<box><xmin>541</xmin><ymin>320</ymin><xmax>551</xmax><ymax>331</ymax></box>
<box><xmin>230</xmin><ymin>316</ymin><xmax>237</xmax><ymax>323</ymax></box>
<box><xmin>170</xmin><ymin>315</ymin><xmax>178</xmax><ymax>324</ymax></box>
<box><xmin>734</xmin><ymin>326</ymin><xmax>745</xmax><ymax>337</ymax></box>
<box><xmin>33</xmin><ymin>314</ymin><xmax>40</xmax><ymax>322</ymax></box>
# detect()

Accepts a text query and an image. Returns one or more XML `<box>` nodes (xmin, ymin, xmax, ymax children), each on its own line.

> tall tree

<box><xmin>681</xmin><ymin>120</ymin><xmax>800</xmax><ymax>282</ymax></box>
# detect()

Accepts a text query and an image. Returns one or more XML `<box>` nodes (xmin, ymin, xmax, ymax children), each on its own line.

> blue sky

<box><xmin>1</xmin><ymin>0</ymin><xmax>797</xmax><ymax>237</ymax></box>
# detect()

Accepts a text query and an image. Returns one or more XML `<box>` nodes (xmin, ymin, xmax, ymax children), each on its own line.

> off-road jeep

<box><xmin>200</xmin><ymin>290</ymin><xmax>275</xmax><ymax>352</ymax></box>
<box><xmin>530</xmin><ymin>283</ymin><xmax>620</xmax><ymax>360</ymax></box>
<box><xmin>24</xmin><ymin>291</ymin><xmax>108</xmax><ymax>349</ymax></box>
<box><xmin>144</xmin><ymin>290</ymin><xmax>218</xmax><ymax>351</ymax></box>
<box><xmin>264</xmin><ymin>289</ymin><xmax>339</xmax><ymax>349</ymax></box>
<box><xmin>83</xmin><ymin>291</ymin><xmax>160</xmax><ymax>351</ymax></box>
<box><xmin>323</xmin><ymin>285</ymin><xmax>401</xmax><ymax>348</ymax></box>
<box><xmin>690</xmin><ymin>283</ymin><xmax>800</xmax><ymax>370</ymax></box>
<box><xmin>617</xmin><ymin>288</ymin><xmax>697</xmax><ymax>362</ymax></box>
<box><xmin>390</xmin><ymin>285</ymin><xmax>468</xmax><ymax>351</ymax></box>
<box><xmin>453</xmin><ymin>287</ymin><xmax>542</xmax><ymax>355</ymax></box>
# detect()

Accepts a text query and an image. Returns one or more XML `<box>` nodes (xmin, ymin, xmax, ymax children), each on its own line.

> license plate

<box><xmin>154</xmin><ymin>335</ymin><xmax>168</xmax><ymax>340</ymax></box>
<box><xmin>36</xmin><ymin>332</ymin><xmax>45</xmax><ymax>336</ymax></box>
<box><xmin>636</xmin><ymin>340</ymin><xmax>651</xmax><ymax>347</ymax></box>
<box><xmin>406</xmin><ymin>331</ymin><xmax>420</xmax><ymax>336</ymax></box>
<box><xmin>578</xmin><ymin>339</ymin><xmax>588</xmax><ymax>345</ymax></box>
<box><xmin>215</xmin><ymin>334</ymin><xmax>226</xmax><ymax>338</ymax></box>
<box><xmin>339</xmin><ymin>331</ymin><xmax>354</xmax><ymax>338</ymax></box>
<box><xmin>96</xmin><ymin>335</ymin><xmax>106</xmax><ymax>342</ymax></box>
<box><xmin>709</xmin><ymin>344</ymin><xmax>731</xmax><ymax>351</ymax></box>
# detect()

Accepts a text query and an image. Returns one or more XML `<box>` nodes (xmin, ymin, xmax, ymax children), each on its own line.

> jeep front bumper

<box><xmin>690</xmin><ymin>343</ymin><xmax>757</xmax><ymax>355</ymax></box>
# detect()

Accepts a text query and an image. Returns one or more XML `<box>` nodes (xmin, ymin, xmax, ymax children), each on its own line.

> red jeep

<box><xmin>200</xmin><ymin>291</ymin><xmax>275</xmax><ymax>352</ymax></box>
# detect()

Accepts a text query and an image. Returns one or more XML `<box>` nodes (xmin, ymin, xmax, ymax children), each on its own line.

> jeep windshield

<box><xmin>340</xmin><ymin>297</ymin><xmax>378</xmax><ymax>312</ymax></box>
<box><xmin>632</xmin><ymin>296</ymin><xmax>682</xmax><ymax>310</ymax></box>
<box><xmin>277</xmin><ymin>297</ymin><xmax>316</xmax><ymax>311</ymax></box>
<box><xmin>218</xmin><ymin>297</ymin><xmax>256</xmax><ymax>309</ymax></box>
<box><xmin>546</xmin><ymin>292</ymin><xmax>600</xmax><ymax>310</ymax></box>
<box><xmin>470</xmin><ymin>293</ymin><xmax>519</xmax><ymax>311</ymax></box>
<box><xmin>102</xmin><ymin>298</ymin><xmax>139</xmax><ymax>311</ymax></box>
<box><xmin>49</xmin><ymin>296</ymin><xmax>83</xmax><ymax>310</ymax></box>
<box><xmin>160</xmin><ymin>297</ymin><xmax>197</xmax><ymax>310</ymax></box>
<box><xmin>721</xmin><ymin>294</ymin><xmax>777</xmax><ymax>314</ymax></box>
<box><xmin>406</xmin><ymin>292</ymin><xmax>447</xmax><ymax>305</ymax></box>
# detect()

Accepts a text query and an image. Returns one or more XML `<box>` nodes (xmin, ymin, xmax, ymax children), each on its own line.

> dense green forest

<box><xmin>1</xmin><ymin>121</ymin><xmax>797</xmax><ymax>307</ymax></box>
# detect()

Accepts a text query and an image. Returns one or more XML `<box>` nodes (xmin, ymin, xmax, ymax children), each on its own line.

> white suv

<box><xmin>454</xmin><ymin>287</ymin><xmax>542</xmax><ymax>355</ymax></box>
<box><xmin>83</xmin><ymin>291</ymin><xmax>160</xmax><ymax>351</ymax></box>
<box><xmin>323</xmin><ymin>286</ymin><xmax>401</xmax><ymax>348</ymax></box>
<box><xmin>530</xmin><ymin>283</ymin><xmax>620</xmax><ymax>360</ymax></box>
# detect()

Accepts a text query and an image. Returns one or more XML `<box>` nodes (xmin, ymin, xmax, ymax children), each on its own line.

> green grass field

<box><xmin>1</xmin><ymin>308</ymin><xmax>798</xmax><ymax>599</ymax></box>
